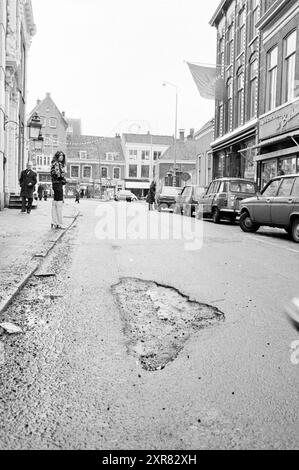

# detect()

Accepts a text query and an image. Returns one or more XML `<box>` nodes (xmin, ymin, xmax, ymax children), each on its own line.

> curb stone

<box><xmin>0</xmin><ymin>210</ymin><xmax>80</xmax><ymax>317</ymax></box>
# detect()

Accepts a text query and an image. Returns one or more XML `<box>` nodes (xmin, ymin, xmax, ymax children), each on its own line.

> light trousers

<box><xmin>51</xmin><ymin>200</ymin><xmax>63</xmax><ymax>226</ymax></box>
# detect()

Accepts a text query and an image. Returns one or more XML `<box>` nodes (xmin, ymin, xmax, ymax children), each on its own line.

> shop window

<box><xmin>280</xmin><ymin>157</ymin><xmax>297</xmax><ymax>175</ymax></box>
<box><xmin>261</xmin><ymin>160</ymin><xmax>277</xmax><ymax>187</ymax></box>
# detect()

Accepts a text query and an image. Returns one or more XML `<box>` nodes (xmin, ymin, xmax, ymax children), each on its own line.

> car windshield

<box><xmin>229</xmin><ymin>181</ymin><xmax>256</xmax><ymax>193</ymax></box>
<box><xmin>161</xmin><ymin>187</ymin><xmax>181</xmax><ymax>196</ymax></box>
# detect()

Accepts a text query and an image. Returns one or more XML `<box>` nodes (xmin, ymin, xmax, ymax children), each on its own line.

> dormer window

<box><xmin>79</xmin><ymin>151</ymin><xmax>87</xmax><ymax>159</ymax></box>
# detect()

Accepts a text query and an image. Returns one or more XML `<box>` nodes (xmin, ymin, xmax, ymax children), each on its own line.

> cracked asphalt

<box><xmin>0</xmin><ymin>200</ymin><xmax>299</xmax><ymax>450</ymax></box>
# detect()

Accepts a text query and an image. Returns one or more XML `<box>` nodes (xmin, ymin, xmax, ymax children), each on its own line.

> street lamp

<box><xmin>28</xmin><ymin>112</ymin><xmax>42</xmax><ymax>140</ymax></box>
<box><xmin>163</xmin><ymin>80</ymin><xmax>178</xmax><ymax>187</ymax></box>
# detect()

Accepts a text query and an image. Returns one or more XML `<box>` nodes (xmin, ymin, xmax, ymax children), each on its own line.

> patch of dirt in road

<box><xmin>112</xmin><ymin>278</ymin><xmax>225</xmax><ymax>371</ymax></box>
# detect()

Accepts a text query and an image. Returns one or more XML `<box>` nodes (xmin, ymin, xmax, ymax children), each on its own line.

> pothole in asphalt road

<box><xmin>112</xmin><ymin>278</ymin><xmax>225</xmax><ymax>371</ymax></box>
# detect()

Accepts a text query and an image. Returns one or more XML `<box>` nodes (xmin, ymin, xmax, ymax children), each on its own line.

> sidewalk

<box><xmin>0</xmin><ymin>199</ymin><xmax>79</xmax><ymax>314</ymax></box>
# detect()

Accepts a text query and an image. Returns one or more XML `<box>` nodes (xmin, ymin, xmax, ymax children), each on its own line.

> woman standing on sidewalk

<box><xmin>51</xmin><ymin>151</ymin><xmax>66</xmax><ymax>229</ymax></box>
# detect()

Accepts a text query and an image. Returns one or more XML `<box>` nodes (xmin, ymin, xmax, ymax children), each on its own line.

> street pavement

<box><xmin>0</xmin><ymin>199</ymin><xmax>298</xmax><ymax>450</ymax></box>
<box><xmin>0</xmin><ymin>199</ymin><xmax>79</xmax><ymax>311</ymax></box>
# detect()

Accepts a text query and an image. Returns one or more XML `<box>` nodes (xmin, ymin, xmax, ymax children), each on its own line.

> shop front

<box><xmin>125</xmin><ymin>180</ymin><xmax>150</xmax><ymax>199</ymax></box>
<box><xmin>257</xmin><ymin>100</ymin><xmax>299</xmax><ymax>188</ymax></box>
<box><xmin>211</xmin><ymin>124</ymin><xmax>257</xmax><ymax>181</ymax></box>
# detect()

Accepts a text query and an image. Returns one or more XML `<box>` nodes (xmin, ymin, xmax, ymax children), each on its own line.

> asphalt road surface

<box><xmin>1</xmin><ymin>199</ymin><xmax>298</xmax><ymax>450</ymax></box>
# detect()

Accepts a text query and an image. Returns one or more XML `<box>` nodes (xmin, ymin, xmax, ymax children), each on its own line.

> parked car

<box><xmin>156</xmin><ymin>186</ymin><xmax>182</xmax><ymax>212</ymax></box>
<box><xmin>239</xmin><ymin>174</ymin><xmax>299</xmax><ymax>242</ymax></box>
<box><xmin>175</xmin><ymin>185</ymin><xmax>206</xmax><ymax>217</ymax></box>
<box><xmin>196</xmin><ymin>177</ymin><xmax>258</xmax><ymax>224</ymax></box>
<box><xmin>114</xmin><ymin>190</ymin><xmax>138</xmax><ymax>202</ymax></box>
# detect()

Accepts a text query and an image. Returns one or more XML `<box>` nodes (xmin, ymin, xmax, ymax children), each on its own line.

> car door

<box><xmin>252</xmin><ymin>178</ymin><xmax>281</xmax><ymax>224</ymax></box>
<box><xmin>203</xmin><ymin>181</ymin><xmax>219</xmax><ymax>214</ymax></box>
<box><xmin>181</xmin><ymin>186</ymin><xmax>193</xmax><ymax>214</ymax></box>
<box><xmin>270</xmin><ymin>177</ymin><xmax>296</xmax><ymax>226</ymax></box>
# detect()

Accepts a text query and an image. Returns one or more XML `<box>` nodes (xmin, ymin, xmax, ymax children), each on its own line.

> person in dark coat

<box><xmin>75</xmin><ymin>186</ymin><xmax>80</xmax><ymax>204</ymax></box>
<box><xmin>37</xmin><ymin>183</ymin><xmax>44</xmax><ymax>201</ymax></box>
<box><xmin>51</xmin><ymin>151</ymin><xmax>66</xmax><ymax>229</ymax></box>
<box><xmin>19</xmin><ymin>161</ymin><xmax>37</xmax><ymax>214</ymax></box>
<box><xmin>146</xmin><ymin>180</ymin><xmax>156</xmax><ymax>211</ymax></box>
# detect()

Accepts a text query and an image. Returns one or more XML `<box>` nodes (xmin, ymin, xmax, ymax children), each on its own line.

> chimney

<box><xmin>36</xmin><ymin>99</ymin><xmax>41</xmax><ymax>106</ymax></box>
<box><xmin>187</xmin><ymin>128</ymin><xmax>195</xmax><ymax>140</ymax></box>
<box><xmin>62</xmin><ymin>111</ymin><xmax>65</xmax><ymax>118</ymax></box>
<box><xmin>179</xmin><ymin>129</ymin><xmax>185</xmax><ymax>141</ymax></box>
<box><xmin>46</xmin><ymin>92</ymin><xmax>51</xmax><ymax>98</ymax></box>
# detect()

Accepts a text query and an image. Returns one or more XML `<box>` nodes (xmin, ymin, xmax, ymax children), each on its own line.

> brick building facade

<box><xmin>28</xmin><ymin>93</ymin><xmax>68</xmax><ymax>192</ymax></box>
<box><xmin>256</xmin><ymin>0</ymin><xmax>299</xmax><ymax>187</ymax></box>
<box><xmin>66</xmin><ymin>135</ymin><xmax>125</xmax><ymax>198</ymax></box>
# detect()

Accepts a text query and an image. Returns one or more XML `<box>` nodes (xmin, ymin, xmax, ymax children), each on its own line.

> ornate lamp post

<box><xmin>163</xmin><ymin>81</ymin><xmax>178</xmax><ymax>187</ymax></box>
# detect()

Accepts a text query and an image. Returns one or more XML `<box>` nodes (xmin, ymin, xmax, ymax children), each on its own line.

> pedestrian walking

<box><xmin>51</xmin><ymin>151</ymin><xmax>66</xmax><ymax>229</ymax></box>
<box><xmin>43</xmin><ymin>188</ymin><xmax>48</xmax><ymax>201</ymax></box>
<box><xmin>19</xmin><ymin>161</ymin><xmax>37</xmax><ymax>214</ymax></box>
<box><xmin>75</xmin><ymin>186</ymin><xmax>80</xmax><ymax>204</ymax></box>
<box><xmin>146</xmin><ymin>180</ymin><xmax>156</xmax><ymax>211</ymax></box>
<box><xmin>37</xmin><ymin>183</ymin><xmax>44</xmax><ymax>201</ymax></box>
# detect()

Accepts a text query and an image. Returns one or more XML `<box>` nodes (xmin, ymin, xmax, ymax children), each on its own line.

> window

<box><xmin>282</xmin><ymin>31</ymin><xmax>297</xmax><ymax>103</ymax></box>
<box><xmin>277</xmin><ymin>178</ymin><xmax>295</xmax><ymax>197</ymax></box>
<box><xmin>79</xmin><ymin>151</ymin><xmax>87</xmax><ymax>159</ymax></box>
<box><xmin>106</xmin><ymin>152</ymin><xmax>114</xmax><ymax>161</ymax></box>
<box><xmin>225</xmin><ymin>78</ymin><xmax>233</xmax><ymax>132</ymax></box>
<box><xmin>218</xmin><ymin>35</ymin><xmax>225</xmax><ymax>68</ymax></box>
<box><xmin>43</xmin><ymin>156</ymin><xmax>47</xmax><ymax>166</ymax></box>
<box><xmin>236</xmin><ymin>69</ymin><xmax>244</xmax><ymax>127</ymax></box>
<box><xmin>49</xmin><ymin>118</ymin><xmax>57</xmax><ymax>128</ymax></box>
<box><xmin>292</xmin><ymin>178</ymin><xmax>299</xmax><ymax>196</ymax></box>
<box><xmin>129</xmin><ymin>150</ymin><xmax>138</xmax><ymax>160</ymax></box>
<box><xmin>52</xmin><ymin>135</ymin><xmax>58</xmax><ymax>146</ymax></box>
<box><xmin>101</xmin><ymin>167</ymin><xmax>108</xmax><ymax>178</ymax></box>
<box><xmin>248</xmin><ymin>0</ymin><xmax>259</xmax><ymax>42</ymax></box>
<box><xmin>262</xmin><ymin>179</ymin><xmax>280</xmax><ymax>197</ymax></box>
<box><xmin>44</xmin><ymin>135</ymin><xmax>50</xmax><ymax>146</ymax></box>
<box><xmin>236</xmin><ymin>9</ymin><xmax>245</xmax><ymax>56</ymax></box>
<box><xmin>249</xmin><ymin>58</ymin><xmax>258</xmax><ymax>118</ymax></box>
<box><xmin>229</xmin><ymin>182</ymin><xmax>256</xmax><ymax>193</ymax></box>
<box><xmin>129</xmin><ymin>165</ymin><xmax>137</xmax><ymax>178</ymax></box>
<box><xmin>71</xmin><ymin>166</ymin><xmax>79</xmax><ymax>178</ymax></box>
<box><xmin>141</xmin><ymin>165</ymin><xmax>149</xmax><ymax>178</ymax></box>
<box><xmin>153</xmin><ymin>151</ymin><xmax>162</xmax><ymax>160</ymax></box>
<box><xmin>83</xmin><ymin>166</ymin><xmax>91</xmax><ymax>178</ymax></box>
<box><xmin>226</xmin><ymin>25</ymin><xmax>234</xmax><ymax>65</ymax></box>
<box><xmin>266</xmin><ymin>47</ymin><xmax>278</xmax><ymax>112</ymax></box>
<box><xmin>113</xmin><ymin>167</ymin><xmax>120</xmax><ymax>180</ymax></box>
<box><xmin>141</xmin><ymin>150</ymin><xmax>150</xmax><ymax>160</ymax></box>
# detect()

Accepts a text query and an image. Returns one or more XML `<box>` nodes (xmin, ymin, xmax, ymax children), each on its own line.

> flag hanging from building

<box><xmin>187</xmin><ymin>62</ymin><xmax>226</xmax><ymax>101</ymax></box>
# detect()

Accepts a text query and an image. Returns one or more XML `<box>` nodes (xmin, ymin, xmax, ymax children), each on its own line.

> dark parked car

<box><xmin>196</xmin><ymin>178</ymin><xmax>258</xmax><ymax>223</ymax></box>
<box><xmin>156</xmin><ymin>186</ymin><xmax>182</xmax><ymax>212</ymax></box>
<box><xmin>239</xmin><ymin>174</ymin><xmax>299</xmax><ymax>242</ymax></box>
<box><xmin>175</xmin><ymin>185</ymin><xmax>206</xmax><ymax>216</ymax></box>
<box><xmin>115</xmin><ymin>190</ymin><xmax>138</xmax><ymax>202</ymax></box>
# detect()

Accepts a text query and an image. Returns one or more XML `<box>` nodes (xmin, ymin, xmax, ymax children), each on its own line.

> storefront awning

<box><xmin>258</xmin><ymin>131</ymin><xmax>299</xmax><ymax>148</ymax></box>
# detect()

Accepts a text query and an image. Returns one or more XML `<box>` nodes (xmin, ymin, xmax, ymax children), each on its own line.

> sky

<box><xmin>27</xmin><ymin>0</ymin><xmax>221</xmax><ymax>137</ymax></box>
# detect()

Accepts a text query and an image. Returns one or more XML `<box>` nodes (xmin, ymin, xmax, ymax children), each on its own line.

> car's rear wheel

<box><xmin>212</xmin><ymin>207</ymin><xmax>221</xmax><ymax>224</ymax></box>
<box><xmin>239</xmin><ymin>212</ymin><xmax>260</xmax><ymax>233</ymax></box>
<box><xmin>157</xmin><ymin>205</ymin><xmax>161</xmax><ymax>212</ymax></box>
<box><xmin>291</xmin><ymin>218</ymin><xmax>299</xmax><ymax>243</ymax></box>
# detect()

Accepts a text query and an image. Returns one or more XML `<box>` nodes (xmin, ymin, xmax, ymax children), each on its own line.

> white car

<box><xmin>115</xmin><ymin>190</ymin><xmax>138</xmax><ymax>202</ymax></box>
